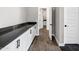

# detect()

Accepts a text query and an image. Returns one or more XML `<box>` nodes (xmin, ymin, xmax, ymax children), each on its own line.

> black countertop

<box><xmin>0</xmin><ymin>22</ymin><xmax>37</xmax><ymax>49</ymax></box>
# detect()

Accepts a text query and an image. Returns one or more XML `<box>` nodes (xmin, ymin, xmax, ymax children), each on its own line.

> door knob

<box><xmin>65</xmin><ymin>25</ymin><xmax>67</xmax><ymax>27</ymax></box>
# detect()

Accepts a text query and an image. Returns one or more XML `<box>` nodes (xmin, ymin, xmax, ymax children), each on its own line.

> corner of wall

<box><xmin>55</xmin><ymin>36</ymin><xmax>65</xmax><ymax>46</ymax></box>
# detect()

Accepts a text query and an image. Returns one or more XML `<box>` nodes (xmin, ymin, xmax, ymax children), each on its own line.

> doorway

<box><xmin>28</xmin><ymin>7</ymin><xmax>61</xmax><ymax>51</ymax></box>
<box><xmin>41</xmin><ymin>8</ymin><xmax>47</xmax><ymax>28</ymax></box>
<box><xmin>38</xmin><ymin>8</ymin><xmax>47</xmax><ymax>30</ymax></box>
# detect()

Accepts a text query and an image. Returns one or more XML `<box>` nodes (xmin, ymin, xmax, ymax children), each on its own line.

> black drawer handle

<box><xmin>30</xmin><ymin>30</ymin><xmax>32</xmax><ymax>34</ymax></box>
<box><xmin>16</xmin><ymin>39</ymin><xmax>20</xmax><ymax>48</ymax></box>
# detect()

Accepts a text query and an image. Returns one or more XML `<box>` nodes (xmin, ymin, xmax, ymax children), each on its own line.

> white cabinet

<box><xmin>1</xmin><ymin>37</ymin><xmax>21</xmax><ymax>51</ymax></box>
<box><xmin>20</xmin><ymin>29</ymin><xmax>31</xmax><ymax>50</ymax></box>
<box><xmin>20</xmin><ymin>24</ymin><xmax>37</xmax><ymax>51</ymax></box>
<box><xmin>26</xmin><ymin>25</ymin><xmax>37</xmax><ymax>50</ymax></box>
<box><xmin>32</xmin><ymin>25</ymin><xmax>36</xmax><ymax>38</ymax></box>
<box><xmin>1</xmin><ymin>24</ymin><xmax>37</xmax><ymax>51</ymax></box>
<box><xmin>1</xmin><ymin>41</ymin><xmax>16</xmax><ymax>51</ymax></box>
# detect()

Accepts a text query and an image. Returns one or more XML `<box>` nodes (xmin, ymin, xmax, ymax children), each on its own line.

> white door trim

<box><xmin>47</xmin><ymin>7</ymin><xmax>52</xmax><ymax>40</ymax></box>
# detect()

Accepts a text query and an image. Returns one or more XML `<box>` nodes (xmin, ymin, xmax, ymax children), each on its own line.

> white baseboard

<box><xmin>59</xmin><ymin>43</ymin><xmax>65</xmax><ymax>46</ymax></box>
<box><xmin>36</xmin><ymin>34</ymin><xmax>39</xmax><ymax>36</ymax></box>
<box><xmin>54</xmin><ymin>36</ymin><xmax>65</xmax><ymax>46</ymax></box>
<box><xmin>52</xmin><ymin>34</ymin><xmax>55</xmax><ymax>36</ymax></box>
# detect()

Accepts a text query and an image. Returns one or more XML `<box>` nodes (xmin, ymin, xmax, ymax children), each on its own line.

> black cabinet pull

<box><xmin>16</xmin><ymin>39</ymin><xmax>20</xmax><ymax>48</ymax></box>
<box><xmin>30</xmin><ymin>30</ymin><xmax>32</xmax><ymax>34</ymax></box>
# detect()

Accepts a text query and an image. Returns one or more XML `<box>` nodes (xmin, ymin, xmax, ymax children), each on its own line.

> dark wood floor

<box><xmin>28</xmin><ymin>27</ymin><xmax>61</xmax><ymax>51</ymax></box>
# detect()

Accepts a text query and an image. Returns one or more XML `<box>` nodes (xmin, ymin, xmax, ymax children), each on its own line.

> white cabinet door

<box><xmin>1</xmin><ymin>42</ymin><xmax>16</xmax><ymax>51</ymax></box>
<box><xmin>34</xmin><ymin>24</ymin><xmax>37</xmax><ymax>37</ymax></box>
<box><xmin>1</xmin><ymin>36</ymin><xmax>23</xmax><ymax>51</ymax></box>
<box><xmin>31</xmin><ymin>25</ymin><xmax>36</xmax><ymax>39</ymax></box>
<box><xmin>1</xmin><ymin>39</ymin><xmax>19</xmax><ymax>51</ymax></box>
<box><xmin>29</xmin><ymin>28</ymin><xmax>33</xmax><ymax>45</ymax></box>
<box><xmin>19</xmin><ymin>27</ymin><xmax>34</xmax><ymax>51</ymax></box>
<box><xmin>64</xmin><ymin>7</ymin><xmax>79</xmax><ymax>44</ymax></box>
<box><xmin>19</xmin><ymin>30</ymin><xmax>30</xmax><ymax>51</ymax></box>
<box><xmin>19</xmin><ymin>25</ymin><xmax>37</xmax><ymax>51</ymax></box>
<box><xmin>27</xmin><ymin>26</ymin><xmax>36</xmax><ymax>50</ymax></box>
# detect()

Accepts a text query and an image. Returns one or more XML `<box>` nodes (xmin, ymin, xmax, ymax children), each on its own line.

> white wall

<box><xmin>55</xmin><ymin>7</ymin><xmax>60</xmax><ymax>42</ymax></box>
<box><xmin>20</xmin><ymin>7</ymin><xmax>29</xmax><ymax>22</ymax></box>
<box><xmin>26</xmin><ymin>7</ymin><xmax>38</xmax><ymax>22</ymax></box>
<box><xmin>0</xmin><ymin>7</ymin><xmax>38</xmax><ymax>28</ymax></box>
<box><xmin>38</xmin><ymin>8</ymin><xmax>43</xmax><ymax>29</ymax></box>
<box><xmin>59</xmin><ymin>7</ymin><xmax>64</xmax><ymax>44</ymax></box>
<box><xmin>52</xmin><ymin>8</ymin><xmax>56</xmax><ymax>35</ymax></box>
<box><xmin>42</xmin><ymin>8</ymin><xmax>47</xmax><ymax>20</ymax></box>
<box><xmin>55</xmin><ymin>7</ymin><xmax>64</xmax><ymax>46</ymax></box>
<box><xmin>47</xmin><ymin>8</ymin><xmax>50</xmax><ymax>30</ymax></box>
<box><xmin>78</xmin><ymin>8</ymin><xmax>79</xmax><ymax>44</ymax></box>
<box><xmin>0</xmin><ymin>7</ymin><xmax>21</xmax><ymax>28</ymax></box>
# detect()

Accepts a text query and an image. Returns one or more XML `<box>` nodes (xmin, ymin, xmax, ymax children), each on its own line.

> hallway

<box><xmin>28</xmin><ymin>27</ymin><xmax>61</xmax><ymax>51</ymax></box>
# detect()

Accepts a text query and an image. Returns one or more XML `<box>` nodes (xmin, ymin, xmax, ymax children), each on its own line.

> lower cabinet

<box><xmin>1</xmin><ymin>24</ymin><xmax>37</xmax><ymax>51</ymax></box>
<box><xmin>1</xmin><ymin>38</ymin><xmax>21</xmax><ymax>51</ymax></box>
<box><xmin>20</xmin><ymin>29</ymin><xmax>31</xmax><ymax>51</ymax></box>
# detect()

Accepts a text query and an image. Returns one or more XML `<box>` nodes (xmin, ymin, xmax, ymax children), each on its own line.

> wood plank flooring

<box><xmin>28</xmin><ymin>27</ymin><xmax>61</xmax><ymax>51</ymax></box>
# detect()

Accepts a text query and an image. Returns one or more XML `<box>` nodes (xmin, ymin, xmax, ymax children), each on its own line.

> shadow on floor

<box><xmin>60</xmin><ymin>44</ymin><xmax>79</xmax><ymax>51</ymax></box>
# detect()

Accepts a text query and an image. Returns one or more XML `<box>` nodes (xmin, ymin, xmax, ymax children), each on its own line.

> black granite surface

<box><xmin>0</xmin><ymin>22</ymin><xmax>37</xmax><ymax>49</ymax></box>
<box><xmin>60</xmin><ymin>44</ymin><xmax>79</xmax><ymax>51</ymax></box>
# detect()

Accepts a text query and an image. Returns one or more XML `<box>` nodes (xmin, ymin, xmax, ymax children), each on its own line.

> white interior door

<box><xmin>64</xmin><ymin>7</ymin><xmax>79</xmax><ymax>44</ymax></box>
